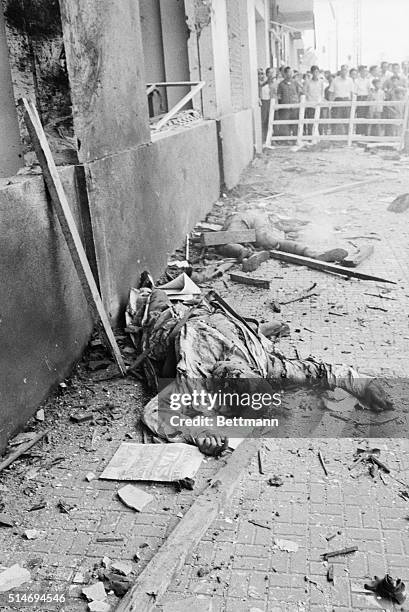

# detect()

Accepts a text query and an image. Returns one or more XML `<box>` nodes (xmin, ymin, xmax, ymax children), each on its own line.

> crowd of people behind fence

<box><xmin>259</xmin><ymin>61</ymin><xmax>409</xmax><ymax>141</ymax></box>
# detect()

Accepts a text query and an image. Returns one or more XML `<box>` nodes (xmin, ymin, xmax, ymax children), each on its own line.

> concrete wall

<box><xmin>59</xmin><ymin>0</ymin><xmax>150</xmax><ymax>162</ymax></box>
<box><xmin>0</xmin><ymin>8</ymin><xmax>22</xmax><ymax>177</ymax></box>
<box><xmin>139</xmin><ymin>0</ymin><xmax>166</xmax><ymax>84</ymax></box>
<box><xmin>247</xmin><ymin>0</ymin><xmax>263</xmax><ymax>153</ymax></box>
<box><xmin>159</xmin><ymin>0</ymin><xmax>191</xmax><ymax>109</ymax></box>
<box><xmin>0</xmin><ymin>166</ymin><xmax>94</xmax><ymax>451</ymax></box>
<box><xmin>218</xmin><ymin>108</ymin><xmax>254</xmax><ymax>190</ymax></box>
<box><xmin>3</xmin><ymin>0</ymin><xmax>73</xmax><ymax>149</ymax></box>
<box><xmin>86</xmin><ymin>121</ymin><xmax>220</xmax><ymax>322</ymax></box>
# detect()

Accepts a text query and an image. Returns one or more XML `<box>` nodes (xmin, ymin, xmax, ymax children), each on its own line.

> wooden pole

<box><xmin>297</xmin><ymin>94</ymin><xmax>306</xmax><ymax>146</ymax></box>
<box><xmin>348</xmin><ymin>96</ymin><xmax>357</xmax><ymax>146</ymax></box>
<box><xmin>21</xmin><ymin>98</ymin><xmax>127</xmax><ymax>376</ymax></box>
<box><xmin>300</xmin><ymin>177</ymin><xmax>378</xmax><ymax>199</ymax></box>
<box><xmin>116</xmin><ymin>439</ymin><xmax>261</xmax><ymax>612</ymax></box>
<box><xmin>312</xmin><ymin>104</ymin><xmax>321</xmax><ymax>144</ymax></box>
<box><xmin>265</xmin><ymin>97</ymin><xmax>276</xmax><ymax>147</ymax></box>
<box><xmin>399</xmin><ymin>93</ymin><xmax>409</xmax><ymax>151</ymax></box>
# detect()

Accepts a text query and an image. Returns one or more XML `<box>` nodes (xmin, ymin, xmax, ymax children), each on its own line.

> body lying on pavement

<box><xmin>127</xmin><ymin>288</ymin><xmax>392</xmax><ymax>455</ymax></box>
<box><xmin>218</xmin><ymin>211</ymin><xmax>348</xmax><ymax>264</ymax></box>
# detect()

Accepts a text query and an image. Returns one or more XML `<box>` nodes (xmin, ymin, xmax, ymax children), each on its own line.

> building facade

<box><xmin>0</xmin><ymin>0</ymin><xmax>272</xmax><ymax>449</ymax></box>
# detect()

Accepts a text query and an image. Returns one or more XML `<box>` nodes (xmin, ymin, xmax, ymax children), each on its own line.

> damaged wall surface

<box><xmin>60</xmin><ymin>0</ymin><xmax>220</xmax><ymax>322</ymax></box>
<box><xmin>86</xmin><ymin>122</ymin><xmax>220</xmax><ymax>322</ymax></box>
<box><xmin>0</xmin><ymin>167</ymin><xmax>94</xmax><ymax>451</ymax></box>
<box><xmin>2</xmin><ymin>0</ymin><xmax>73</xmax><ymax>151</ymax></box>
<box><xmin>218</xmin><ymin>108</ymin><xmax>254</xmax><ymax>190</ymax></box>
<box><xmin>59</xmin><ymin>0</ymin><xmax>150</xmax><ymax>162</ymax></box>
<box><xmin>0</xmin><ymin>7</ymin><xmax>21</xmax><ymax>176</ymax></box>
<box><xmin>0</xmin><ymin>0</ymin><xmax>271</xmax><ymax>446</ymax></box>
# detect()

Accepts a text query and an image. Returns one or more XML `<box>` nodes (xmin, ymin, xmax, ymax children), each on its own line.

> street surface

<box><xmin>1</xmin><ymin>144</ymin><xmax>409</xmax><ymax>611</ymax></box>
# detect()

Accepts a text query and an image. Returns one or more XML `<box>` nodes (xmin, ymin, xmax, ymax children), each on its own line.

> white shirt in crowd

<box><xmin>260</xmin><ymin>83</ymin><xmax>270</xmax><ymax>101</ymax></box>
<box><xmin>304</xmin><ymin>78</ymin><xmax>326</xmax><ymax>104</ymax></box>
<box><xmin>355</xmin><ymin>76</ymin><xmax>372</xmax><ymax>97</ymax></box>
<box><xmin>329</xmin><ymin>76</ymin><xmax>355</xmax><ymax>99</ymax></box>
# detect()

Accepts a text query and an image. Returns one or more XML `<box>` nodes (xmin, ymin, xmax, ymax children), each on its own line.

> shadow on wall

<box><xmin>0</xmin><ymin>166</ymin><xmax>94</xmax><ymax>453</ymax></box>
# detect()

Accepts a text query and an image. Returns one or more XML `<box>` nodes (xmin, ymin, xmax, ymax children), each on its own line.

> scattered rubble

<box><xmin>327</xmin><ymin>565</ymin><xmax>334</xmax><ymax>583</ymax></box>
<box><xmin>0</xmin><ymin>565</ymin><xmax>31</xmax><ymax>592</ymax></box>
<box><xmin>82</xmin><ymin>581</ymin><xmax>107</xmax><ymax>603</ymax></box>
<box><xmin>267</xmin><ymin>476</ymin><xmax>284</xmax><ymax>487</ymax></box>
<box><xmin>23</xmin><ymin>529</ymin><xmax>42</xmax><ymax>540</ymax></box>
<box><xmin>229</xmin><ymin>272</ymin><xmax>270</xmax><ymax>289</ymax></box>
<box><xmin>73</xmin><ymin>571</ymin><xmax>86</xmax><ymax>584</ymax></box>
<box><xmin>364</xmin><ymin>574</ymin><xmax>406</xmax><ymax>604</ymax></box>
<box><xmin>318</xmin><ymin>450</ymin><xmax>329</xmax><ymax>476</ymax></box>
<box><xmin>117</xmin><ymin>484</ymin><xmax>153</xmax><ymax>512</ymax></box>
<box><xmin>322</xmin><ymin>546</ymin><xmax>358</xmax><ymax>560</ymax></box>
<box><xmin>0</xmin><ymin>431</ymin><xmax>47</xmax><ymax>473</ymax></box>
<box><xmin>0</xmin><ymin>513</ymin><xmax>14</xmax><ymax>527</ymax></box>
<box><xmin>388</xmin><ymin>193</ymin><xmax>409</xmax><ymax>213</ymax></box>
<box><xmin>273</xmin><ymin>539</ymin><xmax>299</xmax><ymax>553</ymax></box>
<box><xmin>57</xmin><ymin>499</ymin><xmax>76</xmax><ymax>513</ymax></box>
<box><xmin>88</xmin><ymin>601</ymin><xmax>111</xmax><ymax>612</ymax></box>
<box><xmin>110</xmin><ymin>560</ymin><xmax>132</xmax><ymax>576</ymax></box>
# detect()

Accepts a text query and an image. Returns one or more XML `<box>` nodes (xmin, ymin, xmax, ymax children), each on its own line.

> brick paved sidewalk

<box><xmin>1</xmin><ymin>145</ymin><xmax>409</xmax><ymax>612</ymax></box>
<box><xmin>157</xmin><ymin>145</ymin><xmax>409</xmax><ymax>611</ymax></box>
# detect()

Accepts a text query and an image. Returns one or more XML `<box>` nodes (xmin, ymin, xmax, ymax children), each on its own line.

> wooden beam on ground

<box><xmin>0</xmin><ymin>431</ymin><xmax>47</xmax><ymax>473</ymax></box>
<box><xmin>300</xmin><ymin>178</ymin><xmax>377</xmax><ymax>200</ymax></box>
<box><xmin>116</xmin><ymin>438</ymin><xmax>260</xmax><ymax>612</ymax></box>
<box><xmin>269</xmin><ymin>250</ymin><xmax>395</xmax><ymax>284</ymax></box>
<box><xmin>201</xmin><ymin>229</ymin><xmax>256</xmax><ymax>247</ymax></box>
<box><xmin>229</xmin><ymin>272</ymin><xmax>270</xmax><ymax>289</ymax></box>
<box><xmin>21</xmin><ymin>98</ymin><xmax>126</xmax><ymax>376</ymax></box>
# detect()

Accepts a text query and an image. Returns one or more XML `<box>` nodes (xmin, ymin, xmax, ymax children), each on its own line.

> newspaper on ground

<box><xmin>100</xmin><ymin>443</ymin><xmax>203</xmax><ymax>482</ymax></box>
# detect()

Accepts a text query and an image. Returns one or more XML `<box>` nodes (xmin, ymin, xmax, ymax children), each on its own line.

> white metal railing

<box><xmin>265</xmin><ymin>94</ymin><xmax>409</xmax><ymax>149</ymax></box>
<box><xmin>146</xmin><ymin>81</ymin><xmax>205</xmax><ymax>131</ymax></box>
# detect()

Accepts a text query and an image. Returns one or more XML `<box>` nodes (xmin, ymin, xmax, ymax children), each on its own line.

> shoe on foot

<box><xmin>317</xmin><ymin>248</ymin><xmax>348</xmax><ymax>263</ymax></box>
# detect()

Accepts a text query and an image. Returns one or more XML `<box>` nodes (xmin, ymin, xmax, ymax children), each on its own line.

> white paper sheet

<box><xmin>100</xmin><ymin>443</ymin><xmax>203</xmax><ymax>482</ymax></box>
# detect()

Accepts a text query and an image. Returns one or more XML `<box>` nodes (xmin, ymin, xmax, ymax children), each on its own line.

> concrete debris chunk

<box><xmin>117</xmin><ymin>484</ymin><xmax>153</xmax><ymax>512</ymax></box>
<box><xmin>9</xmin><ymin>432</ymin><xmax>37</xmax><ymax>447</ymax></box>
<box><xmin>0</xmin><ymin>513</ymin><xmax>14</xmax><ymax>527</ymax></box>
<box><xmin>85</xmin><ymin>472</ymin><xmax>96</xmax><ymax>482</ymax></box>
<box><xmin>273</xmin><ymin>538</ymin><xmax>299</xmax><ymax>552</ymax></box>
<box><xmin>35</xmin><ymin>409</ymin><xmax>45</xmax><ymax>421</ymax></box>
<box><xmin>101</xmin><ymin>557</ymin><xmax>112</xmax><ymax>569</ymax></box>
<box><xmin>388</xmin><ymin>193</ymin><xmax>409</xmax><ymax>213</ymax></box>
<box><xmin>23</xmin><ymin>529</ymin><xmax>42</xmax><ymax>540</ymax></box>
<box><xmin>82</xmin><ymin>581</ymin><xmax>107</xmax><ymax>602</ymax></box>
<box><xmin>103</xmin><ymin>573</ymin><xmax>132</xmax><ymax>597</ymax></box>
<box><xmin>110</xmin><ymin>560</ymin><xmax>132</xmax><ymax>576</ymax></box>
<box><xmin>0</xmin><ymin>564</ymin><xmax>31</xmax><ymax>592</ymax></box>
<box><xmin>73</xmin><ymin>572</ymin><xmax>86</xmax><ymax>584</ymax></box>
<box><xmin>88</xmin><ymin>601</ymin><xmax>111</xmax><ymax>612</ymax></box>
